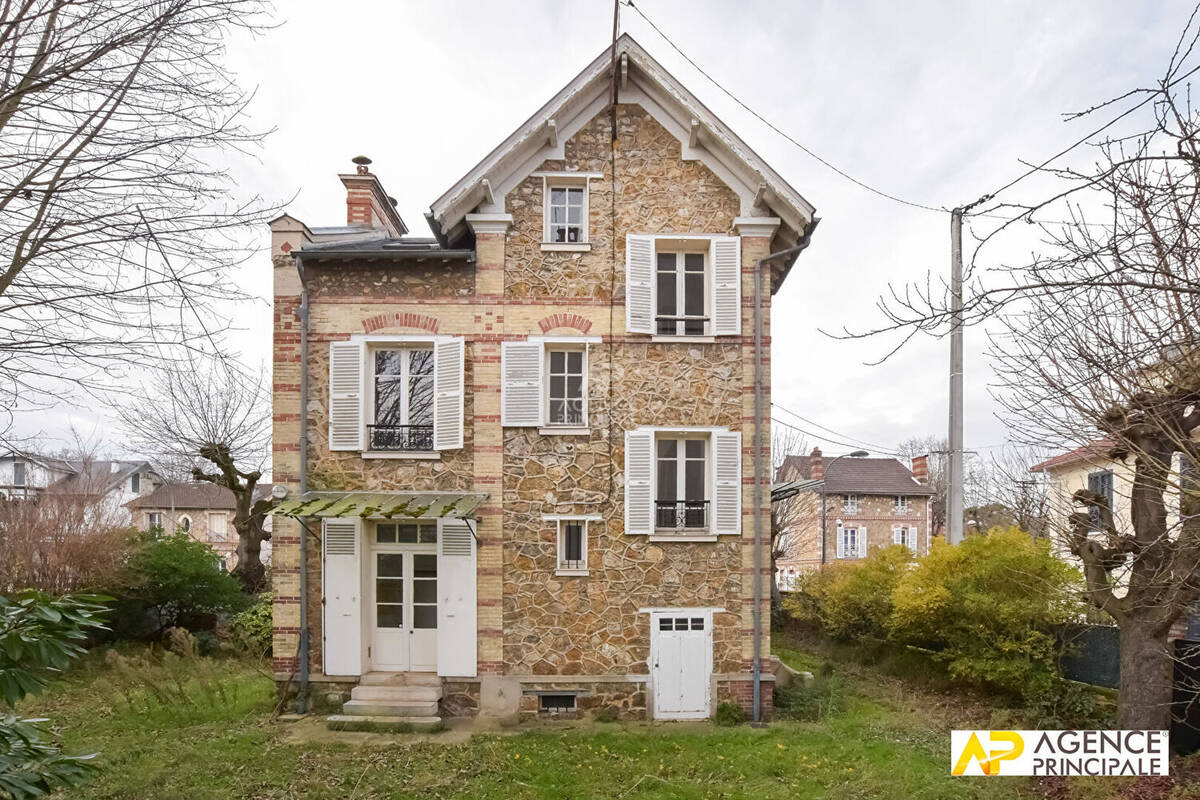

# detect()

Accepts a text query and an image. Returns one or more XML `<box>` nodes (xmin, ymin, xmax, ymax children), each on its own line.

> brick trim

<box><xmin>537</xmin><ymin>312</ymin><xmax>593</xmax><ymax>334</ymax></box>
<box><xmin>362</xmin><ymin>311</ymin><xmax>440</xmax><ymax>334</ymax></box>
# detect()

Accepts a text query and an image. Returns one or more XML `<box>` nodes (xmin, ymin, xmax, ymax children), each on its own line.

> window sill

<box><xmin>361</xmin><ymin>451</ymin><xmax>441</xmax><ymax>460</ymax></box>
<box><xmin>649</xmin><ymin>531</ymin><xmax>717</xmax><ymax>543</ymax></box>
<box><xmin>541</xmin><ymin>242</ymin><xmax>591</xmax><ymax>252</ymax></box>
<box><xmin>650</xmin><ymin>335</ymin><xmax>716</xmax><ymax>344</ymax></box>
<box><xmin>556</xmin><ymin>568</ymin><xmax>589</xmax><ymax>577</ymax></box>
<box><xmin>539</xmin><ymin>426</ymin><xmax>590</xmax><ymax>436</ymax></box>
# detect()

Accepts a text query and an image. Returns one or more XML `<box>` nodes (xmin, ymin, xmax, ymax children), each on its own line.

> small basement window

<box><xmin>539</xmin><ymin>693</ymin><xmax>578</xmax><ymax>714</ymax></box>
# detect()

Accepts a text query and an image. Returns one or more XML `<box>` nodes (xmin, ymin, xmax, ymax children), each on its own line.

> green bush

<box><xmin>888</xmin><ymin>527</ymin><xmax>1083</xmax><ymax>700</ymax></box>
<box><xmin>713</xmin><ymin>701</ymin><xmax>746</xmax><ymax>726</ymax></box>
<box><xmin>113</xmin><ymin>531</ymin><xmax>247</xmax><ymax>636</ymax></box>
<box><xmin>774</xmin><ymin>674</ymin><xmax>845</xmax><ymax>722</ymax></box>
<box><xmin>782</xmin><ymin>545</ymin><xmax>914</xmax><ymax>641</ymax></box>
<box><xmin>229</xmin><ymin>592</ymin><xmax>272</xmax><ymax>656</ymax></box>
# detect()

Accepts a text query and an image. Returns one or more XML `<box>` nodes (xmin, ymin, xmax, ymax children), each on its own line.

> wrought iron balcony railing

<box><xmin>655</xmin><ymin>314</ymin><xmax>709</xmax><ymax>336</ymax></box>
<box><xmin>368</xmin><ymin>424</ymin><xmax>434</xmax><ymax>452</ymax></box>
<box><xmin>655</xmin><ymin>499</ymin><xmax>709</xmax><ymax>531</ymax></box>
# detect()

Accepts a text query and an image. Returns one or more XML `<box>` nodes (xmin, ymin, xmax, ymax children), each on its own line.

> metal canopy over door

<box><xmin>370</xmin><ymin>522</ymin><xmax>438</xmax><ymax>672</ymax></box>
<box><xmin>650</xmin><ymin>610</ymin><xmax>713</xmax><ymax>719</ymax></box>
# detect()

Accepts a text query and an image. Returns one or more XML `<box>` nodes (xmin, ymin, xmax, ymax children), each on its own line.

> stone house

<box><xmin>774</xmin><ymin>448</ymin><xmax>932</xmax><ymax>588</ymax></box>
<box><xmin>126</xmin><ymin>482</ymin><xmax>274</xmax><ymax>572</ymax></box>
<box><xmin>268</xmin><ymin>35</ymin><xmax>817</xmax><ymax>725</ymax></box>
<box><xmin>0</xmin><ymin>450</ymin><xmax>159</xmax><ymax>523</ymax></box>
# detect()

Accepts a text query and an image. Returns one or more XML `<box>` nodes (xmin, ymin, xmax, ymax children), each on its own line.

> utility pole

<box><xmin>948</xmin><ymin>208</ymin><xmax>965</xmax><ymax>546</ymax></box>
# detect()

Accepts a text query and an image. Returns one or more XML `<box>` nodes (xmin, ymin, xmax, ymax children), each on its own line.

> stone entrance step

<box><xmin>341</xmin><ymin>699</ymin><xmax>440</xmax><ymax>717</ymax></box>
<box><xmin>359</xmin><ymin>671</ymin><xmax>441</xmax><ymax>687</ymax></box>
<box><xmin>350</xmin><ymin>684</ymin><xmax>442</xmax><ymax>703</ymax></box>
<box><xmin>326</xmin><ymin>714</ymin><xmax>443</xmax><ymax>733</ymax></box>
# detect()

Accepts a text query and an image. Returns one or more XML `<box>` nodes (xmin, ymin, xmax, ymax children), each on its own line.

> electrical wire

<box><xmin>771</xmin><ymin>402</ymin><xmax>903</xmax><ymax>456</ymax></box>
<box><xmin>621</xmin><ymin>0</ymin><xmax>946</xmax><ymax>214</ymax></box>
<box><xmin>771</xmin><ymin>415</ymin><xmax>903</xmax><ymax>457</ymax></box>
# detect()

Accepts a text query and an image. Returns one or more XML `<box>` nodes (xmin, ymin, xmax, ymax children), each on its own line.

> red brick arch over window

<box><xmin>537</xmin><ymin>312</ymin><xmax>592</xmax><ymax>334</ymax></box>
<box><xmin>362</xmin><ymin>312</ymin><xmax>439</xmax><ymax>334</ymax></box>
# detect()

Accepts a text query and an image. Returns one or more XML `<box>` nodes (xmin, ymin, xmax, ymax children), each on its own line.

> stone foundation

<box><xmin>517</xmin><ymin>680</ymin><xmax>647</xmax><ymax>721</ymax></box>
<box><xmin>441</xmin><ymin>680</ymin><xmax>481</xmax><ymax>718</ymax></box>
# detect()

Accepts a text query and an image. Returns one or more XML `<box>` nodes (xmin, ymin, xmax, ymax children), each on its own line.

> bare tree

<box><xmin>770</xmin><ymin>427</ymin><xmax>818</xmax><ymax>601</ymax></box>
<box><xmin>120</xmin><ymin>362</ymin><xmax>273</xmax><ymax>593</ymax></box>
<box><xmin>897</xmin><ymin>436</ymin><xmax>948</xmax><ymax>537</ymax></box>
<box><xmin>0</xmin><ymin>0</ymin><xmax>273</xmax><ymax>425</ymax></box>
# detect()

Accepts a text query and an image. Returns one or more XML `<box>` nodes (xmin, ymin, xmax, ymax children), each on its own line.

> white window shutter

<box><xmin>322</xmin><ymin>518</ymin><xmax>362</xmax><ymax>676</ymax></box>
<box><xmin>710</xmin><ymin>236</ymin><xmax>741</xmax><ymax>336</ymax></box>
<box><xmin>712</xmin><ymin>429</ymin><xmax>742</xmax><ymax>534</ymax></box>
<box><xmin>836</xmin><ymin>522</ymin><xmax>845</xmax><ymax>559</ymax></box>
<box><xmin>626</xmin><ymin>234</ymin><xmax>654</xmax><ymax>334</ymax></box>
<box><xmin>500</xmin><ymin>341</ymin><xmax>544</xmax><ymax>426</ymax></box>
<box><xmin>328</xmin><ymin>341</ymin><xmax>364</xmax><ymax>451</ymax></box>
<box><xmin>433</xmin><ymin>337</ymin><xmax>465</xmax><ymax>450</ymax></box>
<box><xmin>858</xmin><ymin>524</ymin><xmax>867</xmax><ymax>557</ymax></box>
<box><xmin>893</xmin><ymin>526</ymin><xmax>903</xmax><ymax>545</ymax></box>
<box><xmin>437</xmin><ymin>518</ymin><xmax>477</xmax><ymax>677</ymax></box>
<box><xmin>625</xmin><ymin>430</ymin><xmax>654</xmax><ymax>535</ymax></box>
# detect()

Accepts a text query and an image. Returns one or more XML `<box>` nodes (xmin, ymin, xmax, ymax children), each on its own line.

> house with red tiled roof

<box><xmin>774</xmin><ymin>448</ymin><xmax>933</xmax><ymax>587</ymax></box>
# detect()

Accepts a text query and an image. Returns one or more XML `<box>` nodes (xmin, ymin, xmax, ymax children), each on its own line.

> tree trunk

<box><xmin>231</xmin><ymin>516</ymin><xmax>268</xmax><ymax>595</ymax></box>
<box><xmin>1118</xmin><ymin>620</ymin><xmax>1174</xmax><ymax>730</ymax></box>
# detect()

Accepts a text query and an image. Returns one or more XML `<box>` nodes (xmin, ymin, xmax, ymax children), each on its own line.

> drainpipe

<box><xmin>752</xmin><ymin>219</ymin><xmax>819</xmax><ymax>726</ymax></box>
<box><xmin>296</xmin><ymin>255</ymin><xmax>311</xmax><ymax>714</ymax></box>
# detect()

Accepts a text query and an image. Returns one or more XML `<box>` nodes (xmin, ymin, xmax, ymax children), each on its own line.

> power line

<box><xmin>770</xmin><ymin>415</ymin><xmax>903</xmax><ymax>458</ymax></box>
<box><xmin>771</xmin><ymin>402</ymin><xmax>902</xmax><ymax>456</ymax></box>
<box><xmin>621</xmin><ymin>0</ymin><xmax>945</xmax><ymax>214</ymax></box>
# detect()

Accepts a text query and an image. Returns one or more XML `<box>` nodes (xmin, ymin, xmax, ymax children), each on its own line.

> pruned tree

<box><xmin>0</xmin><ymin>0</ymin><xmax>273</xmax><ymax>427</ymax></box>
<box><xmin>119</xmin><ymin>363</ymin><xmax>273</xmax><ymax>593</ymax></box>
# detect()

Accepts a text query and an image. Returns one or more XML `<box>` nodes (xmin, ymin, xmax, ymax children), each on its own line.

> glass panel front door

<box><xmin>371</xmin><ymin>542</ymin><xmax>438</xmax><ymax>672</ymax></box>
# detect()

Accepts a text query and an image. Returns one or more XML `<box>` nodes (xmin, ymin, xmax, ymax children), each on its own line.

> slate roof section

<box><xmin>295</xmin><ymin>235</ymin><xmax>476</xmax><ymax>261</ymax></box>
<box><xmin>776</xmin><ymin>455</ymin><xmax>933</xmax><ymax>496</ymax></box>
<box><xmin>127</xmin><ymin>481</ymin><xmax>275</xmax><ymax>510</ymax></box>
<box><xmin>1029</xmin><ymin>438</ymin><xmax>1117</xmax><ymax>473</ymax></box>
<box><xmin>47</xmin><ymin>460</ymin><xmax>155</xmax><ymax>496</ymax></box>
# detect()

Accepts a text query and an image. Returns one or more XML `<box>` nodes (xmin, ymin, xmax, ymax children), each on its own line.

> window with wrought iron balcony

<box><xmin>655</xmin><ymin>437</ymin><xmax>709</xmax><ymax>532</ymax></box>
<box><xmin>369</xmin><ymin>347</ymin><xmax>435</xmax><ymax>452</ymax></box>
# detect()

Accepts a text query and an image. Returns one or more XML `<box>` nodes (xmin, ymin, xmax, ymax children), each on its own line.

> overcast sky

<box><xmin>13</xmin><ymin>0</ymin><xmax>1197</xmax><ymax>462</ymax></box>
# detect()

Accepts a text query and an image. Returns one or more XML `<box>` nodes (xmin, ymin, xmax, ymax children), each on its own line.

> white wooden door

<box><xmin>651</xmin><ymin>612</ymin><xmax>712</xmax><ymax>719</ymax></box>
<box><xmin>370</xmin><ymin>548</ymin><xmax>438</xmax><ymax>672</ymax></box>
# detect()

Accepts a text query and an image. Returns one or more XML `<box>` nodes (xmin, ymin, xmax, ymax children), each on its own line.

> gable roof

<box><xmin>126</xmin><ymin>481</ymin><xmax>275</xmax><ymax>511</ymax></box>
<box><xmin>46</xmin><ymin>460</ymin><xmax>156</xmax><ymax>496</ymax></box>
<box><xmin>427</xmin><ymin>34</ymin><xmax>817</xmax><ymax>249</ymax></box>
<box><xmin>1030</xmin><ymin>438</ymin><xmax>1117</xmax><ymax>473</ymax></box>
<box><xmin>776</xmin><ymin>455</ymin><xmax>934</xmax><ymax>496</ymax></box>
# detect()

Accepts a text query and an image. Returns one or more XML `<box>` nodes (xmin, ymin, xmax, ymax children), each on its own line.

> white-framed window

<box><xmin>209</xmin><ymin>512</ymin><xmax>227</xmax><ymax>542</ymax></box>
<box><xmin>328</xmin><ymin>336</ymin><xmax>464</xmax><ymax>454</ymax></box>
<box><xmin>545</xmin><ymin>184</ymin><xmax>586</xmax><ymax>244</ymax></box>
<box><xmin>837</xmin><ymin>524</ymin><xmax>864</xmax><ymax>559</ymax></box>
<box><xmin>148</xmin><ymin>511</ymin><xmax>163</xmax><ymax>530</ymax></box>
<box><xmin>375</xmin><ymin>521</ymin><xmax>437</xmax><ymax>544</ymax></box>
<box><xmin>625</xmin><ymin>234</ymin><xmax>741</xmax><ymax>337</ymax></box>
<box><xmin>893</xmin><ymin>525</ymin><xmax>916</xmax><ymax>551</ymax></box>
<box><xmin>656</xmin><ymin>436</ymin><xmax>709</xmax><ymax>531</ymax></box>
<box><xmin>557</xmin><ymin>519</ymin><xmax>588</xmax><ymax>574</ymax></box>
<box><xmin>546</xmin><ymin>348</ymin><xmax>586</xmax><ymax>427</ymax></box>
<box><xmin>130</xmin><ymin>472</ymin><xmax>140</xmax><ymax>493</ymax></box>
<box><xmin>370</xmin><ymin>346</ymin><xmax>435</xmax><ymax>452</ymax></box>
<box><xmin>843</xmin><ymin>494</ymin><xmax>859</xmax><ymax>513</ymax></box>
<box><xmin>501</xmin><ymin>337</ymin><xmax>597</xmax><ymax>431</ymax></box>
<box><xmin>894</xmin><ymin>495</ymin><xmax>910</xmax><ymax>512</ymax></box>
<box><xmin>12</xmin><ymin>461</ymin><xmax>25</xmax><ymax>487</ymax></box>
<box><xmin>178</xmin><ymin>514</ymin><xmax>192</xmax><ymax>533</ymax></box>
<box><xmin>655</xmin><ymin>249</ymin><xmax>708</xmax><ymax>336</ymax></box>
<box><xmin>624</xmin><ymin>427</ymin><xmax>742</xmax><ymax>538</ymax></box>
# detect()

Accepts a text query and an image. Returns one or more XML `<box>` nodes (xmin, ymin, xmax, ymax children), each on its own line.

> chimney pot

<box><xmin>352</xmin><ymin>155</ymin><xmax>372</xmax><ymax>175</ymax></box>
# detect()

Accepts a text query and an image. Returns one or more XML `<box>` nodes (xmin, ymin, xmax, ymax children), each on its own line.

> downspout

<box><xmin>296</xmin><ymin>255</ymin><xmax>311</xmax><ymax>714</ymax></box>
<box><xmin>752</xmin><ymin>218</ymin><xmax>819</xmax><ymax>726</ymax></box>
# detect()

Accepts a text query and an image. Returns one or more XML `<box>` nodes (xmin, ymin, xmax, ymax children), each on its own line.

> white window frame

<box><xmin>12</xmin><ymin>461</ymin><xmax>25</xmax><ymax>487</ymax></box>
<box><xmin>544</xmin><ymin>345</ymin><xmax>588</xmax><ymax>429</ymax></box>
<box><xmin>178</xmin><ymin>514</ymin><xmax>192</xmax><ymax>533</ymax></box>
<box><xmin>655</xmin><ymin>433</ymin><xmax>711</xmax><ymax>534</ymax></box>
<box><xmin>894</xmin><ymin>525</ymin><xmax>916</xmax><ymax>552</ymax></box>
<box><xmin>544</xmin><ymin>515</ymin><xmax>600</xmax><ymax>576</ymax></box>
<box><xmin>148</xmin><ymin>511</ymin><xmax>163</xmax><ymax>529</ymax></box>
<box><xmin>367</xmin><ymin>344</ymin><xmax>436</xmax><ymax>453</ymax></box>
<box><xmin>843</xmin><ymin>494</ymin><xmax>859</xmax><ymax>513</ymax></box>
<box><xmin>654</xmin><ymin>245</ymin><xmax>710</xmax><ymax>338</ymax></box>
<box><xmin>130</xmin><ymin>472</ymin><xmax>140</xmax><ymax>493</ymax></box>
<box><xmin>539</xmin><ymin>174</ymin><xmax>597</xmax><ymax>251</ymax></box>
<box><xmin>894</xmin><ymin>495</ymin><xmax>910</xmax><ymax>513</ymax></box>
<box><xmin>209</xmin><ymin>512</ymin><xmax>227</xmax><ymax>542</ymax></box>
<box><xmin>839</xmin><ymin>525</ymin><xmax>861</xmax><ymax>559</ymax></box>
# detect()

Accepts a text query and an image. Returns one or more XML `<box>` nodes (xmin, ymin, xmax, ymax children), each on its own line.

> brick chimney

<box><xmin>809</xmin><ymin>447</ymin><xmax>823</xmax><ymax>480</ymax></box>
<box><xmin>912</xmin><ymin>454</ymin><xmax>928</xmax><ymax>484</ymax></box>
<box><xmin>339</xmin><ymin>156</ymin><xmax>408</xmax><ymax>237</ymax></box>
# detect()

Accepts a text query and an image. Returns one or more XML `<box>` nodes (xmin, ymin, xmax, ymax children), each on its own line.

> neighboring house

<box><xmin>0</xmin><ymin>450</ymin><xmax>159</xmax><ymax>523</ymax></box>
<box><xmin>268</xmin><ymin>35</ymin><xmax>818</xmax><ymax>724</ymax></box>
<box><xmin>1031</xmin><ymin>439</ymin><xmax>1130</xmax><ymax>540</ymax></box>
<box><xmin>774</xmin><ymin>448</ymin><xmax>933</xmax><ymax>587</ymax></box>
<box><xmin>126</xmin><ymin>482</ymin><xmax>274</xmax><ymax>571</ymax></box>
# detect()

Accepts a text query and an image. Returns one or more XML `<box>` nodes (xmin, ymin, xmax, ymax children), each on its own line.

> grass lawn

<box><xmin>15</xmin><ymin>639</ymin><xmax>1196</xmax><ymax>799</ymax></box>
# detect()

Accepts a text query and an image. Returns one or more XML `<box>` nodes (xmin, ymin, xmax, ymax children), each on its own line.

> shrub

<box><xmin>713</xmin><ymin>701</ymin><xmax>746</xmax><ymax>726</ymax></box>
<box><xmin>888</xmin><ymin>527</ymin><xmax>1083</xmax><ymax>700</ymax></box>
<box><xmin>113</xmin><ymin>531</ymin><xmax>246</xmax><ymax>636</ymax></box>
<box><xmin>782</xmin><ymin>545</ymin><xmax>914</xmax><ymax>641</ymax></box>
<box><xmin>774</xmin><ymin>674</ymin><xmax>845</xmax><ymax>722</ymax></box>
<box><xmin>229</xmin><ymin>592</ymin><xmax>272</xmax><ymax>656</ymax></box>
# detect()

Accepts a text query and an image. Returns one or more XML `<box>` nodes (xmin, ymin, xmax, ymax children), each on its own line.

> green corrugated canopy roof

<box><xmin>270</xmin><ymin>491</ymin><xmax>489</xmax><ymax>519</ymax></box>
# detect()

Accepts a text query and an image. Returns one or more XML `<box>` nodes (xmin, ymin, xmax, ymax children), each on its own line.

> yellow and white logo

<box><xmin>951</xmin><ymin>731</ymin><xmax>1169</xmax><ymax>777</ymax></box>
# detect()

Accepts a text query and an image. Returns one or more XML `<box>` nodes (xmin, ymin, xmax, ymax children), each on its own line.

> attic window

<box><xmin>541</xmin><ymin>176</ymin><xmax>590</xmax><ymax>249</ymax></box>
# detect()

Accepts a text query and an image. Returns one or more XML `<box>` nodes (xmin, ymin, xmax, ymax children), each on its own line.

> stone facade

<box><xmin>271</xmin><ymin>96</ymin><xmax>804</xmax><ymax>722</ymax></box>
